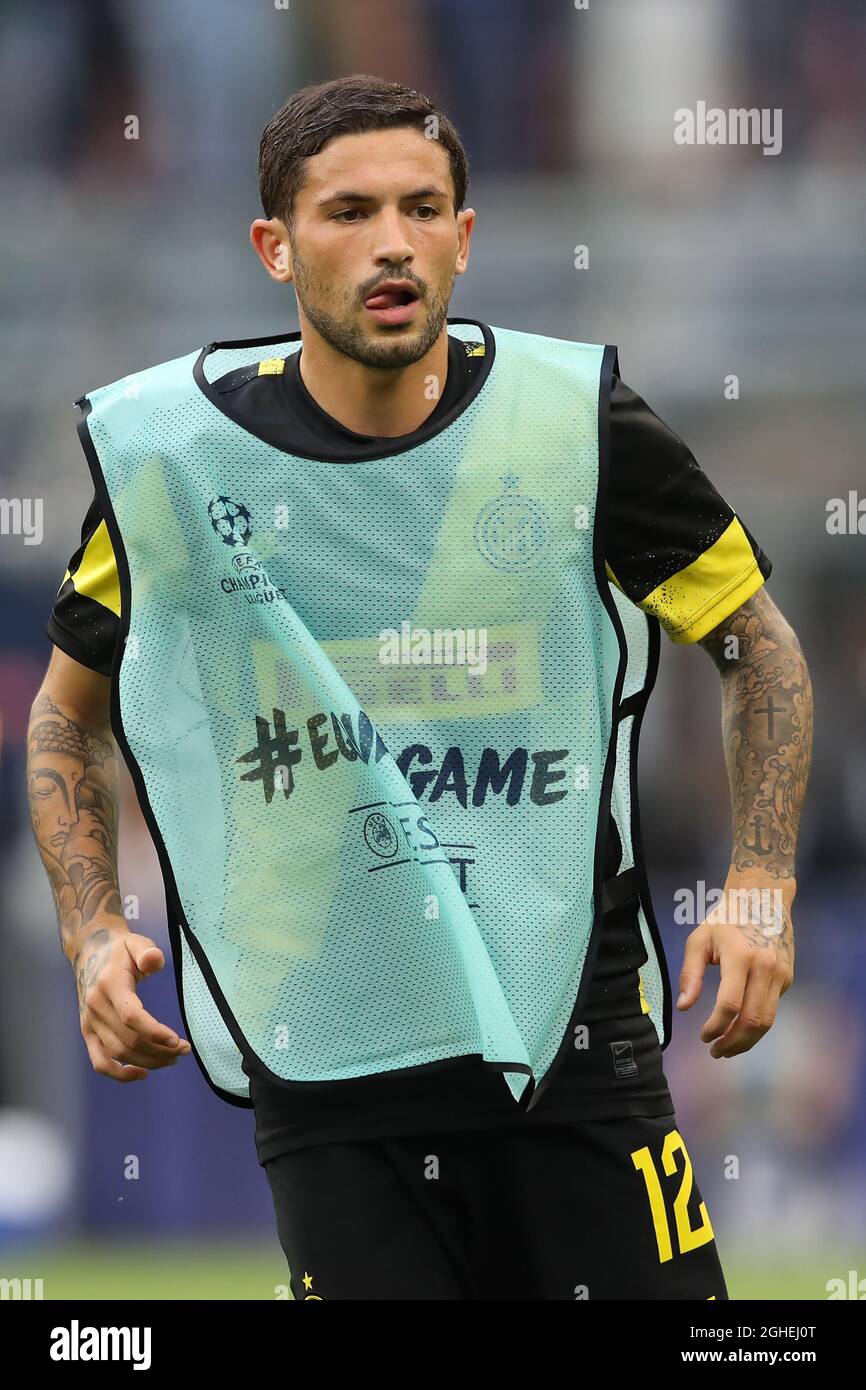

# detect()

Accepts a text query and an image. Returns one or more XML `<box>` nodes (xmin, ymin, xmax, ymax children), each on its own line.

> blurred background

<box><xmin>1</xmin><ymin>0</ymin><xmax>864</xmax><ymax>1299</ymax></box>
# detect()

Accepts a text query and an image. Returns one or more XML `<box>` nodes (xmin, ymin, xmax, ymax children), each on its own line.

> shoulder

<box><xmin>78</xmin><ymin>345</ymin><xmax>206</xmax><ymax>415</ymax></box>
<box><xmin>212</xmin><ymin>356</ymin><xmax>291</xmax><ymax>395</ymax></box>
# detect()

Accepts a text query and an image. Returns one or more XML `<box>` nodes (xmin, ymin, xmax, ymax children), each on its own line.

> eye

<box><xmin>332</xmin><ymin>209</ymin><xmax>366</xmax><ymax>223</ymax></box>
<box><xmin>413</xmin><ymin>205</ymin><xmax>440</xmax><ymax>220</ymax></box>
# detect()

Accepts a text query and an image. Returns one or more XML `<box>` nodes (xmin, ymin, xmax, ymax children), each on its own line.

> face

<box><xmin>28</xmin><ymin>753</ymin><xmax>83</xmax><ymax>859</ymax></box>
<box><xmin>254</xmin><ymin>127</ymin><xmax>474</xmax><ymax>369</ymax></box>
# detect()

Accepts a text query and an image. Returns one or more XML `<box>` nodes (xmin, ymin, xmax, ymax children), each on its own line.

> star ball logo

<box><xmin>208</xmin><ymin>496</ymin><xmax>253</xmax><ymax>548</ymax></box>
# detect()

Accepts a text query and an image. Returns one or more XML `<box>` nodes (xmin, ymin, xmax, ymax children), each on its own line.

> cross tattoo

<box><xmin>754</xmin><ymin>693</ymin><xmax>785</xmax><ymax>739</ymax></box>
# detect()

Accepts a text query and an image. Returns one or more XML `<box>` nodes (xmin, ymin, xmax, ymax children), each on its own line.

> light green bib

<box><xmin>77</xmin><ymin>319</ymin><xmax>670</xmax><ymax>1109</ymax></box>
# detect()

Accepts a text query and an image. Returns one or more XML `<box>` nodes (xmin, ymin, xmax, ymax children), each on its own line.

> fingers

<box><xmin>85</xmin><ymin>970</ymin><xmax>191</xmax><ymax>1052</ymax></box>
<box><xmin>82</xmin><ymin>1027</ymin><xmax>149</xmax><ymax>1083</ymax></box>
<box><xmin>677</xmin><ymin>927</ymin><xmax>712</xmax><ymax>1010</ymax></box>
<box><xmin>705</xmin><ymin>948</ymin><xmax>782</xmax><ymax>1058</ymax></box>
<box><xmin>111</xmin><ymin>991</ymin><xmax>192</xmax><ymax>1054</ymax></box>
<box><xmin>87</xmin><ymin>994</ymin><xmax>192</xmax><ymax>1061</ymax></box>
<box><xmin>129</xmin><ymin>941</ymin><xmax>165</xmax><ymax>978</ymax></box>
<box><xmin>86</xmin><ymin>1018</ymin><xmax>185</xmax><ymax>1074</ymax></box>
<box><xmin>115</xmin><ymin>939</ymin><xmax>189</xmax><ymax>1049</ymax></box>
<box><xmin>700</xmin><ymin>946</ymin><xmax>750</xmax><ymax>1043</ymax></box>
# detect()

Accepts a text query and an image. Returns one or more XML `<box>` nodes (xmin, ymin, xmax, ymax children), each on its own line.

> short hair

<box><xmin>258</xmin><ymin>74</ymin><xmax>470</xmax><ymax>231</ymax></box>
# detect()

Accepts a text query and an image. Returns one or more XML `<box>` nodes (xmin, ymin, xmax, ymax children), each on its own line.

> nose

<box><xmin>371</xmin><ymin>206</ymin><xmax>415</xmax><ymax>270</ymax></box>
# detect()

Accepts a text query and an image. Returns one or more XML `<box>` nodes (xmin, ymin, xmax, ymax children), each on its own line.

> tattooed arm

<box><xmin>27</xmin><ymin>687</ymin><xmax>123</xmax><ymax>964</ymax></box>
<box><xmin>676</xmin><ymin>586</ymin><xmax>813</xmax><ymax>1058</ymax></box>
<box><xmin>699</xmin><ymin>585</ymin><xmax>813</xmax><ymax>888</ymax></box>
<box><xmin>27</xmin><ymin>647</ymin><xmax>191</xmax><ymax>1080</ymax></box>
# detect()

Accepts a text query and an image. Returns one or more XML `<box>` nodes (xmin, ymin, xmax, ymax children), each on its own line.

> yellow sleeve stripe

<box><xmin>69</xmin><ymin>519</ymin><xmax>121</xmax><ymax>617</ymax></box>
<box><xmin>638</xmin><ymin>975</ymin><xmax>651</xmax><ymax>1015</ymax></box>
<box><xmin>635</xmin><ymin>517</ymin><xmax>767</xmax><ymax>645</ymax></box>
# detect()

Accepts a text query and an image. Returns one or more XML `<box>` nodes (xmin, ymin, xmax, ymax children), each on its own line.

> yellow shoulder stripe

<box><xmin>69</xmin><ymin>519</ymin><xmax>121</xmax><ymax>617</ymax></box>
<box><xmin>638</xmin><ymin>974</ymin><xmax>651</xmax><ymax>1015</ymax></box>
<box><xmin>258</xmin><ymin>358</ymin><xmax>286</xmax><ymax>376</ymax></box>
<box><xmin>636</xmin><ymin>517</ymin><xmax>767</xmax><ymax>644</ymax></box>
<box><xmin>606</xmin><ymin>520</ymin><xmax>767</xmax><ymax>643</ymax></box>
<box><xmin>646</xmin><ymin>517</ymin><xmax>766</xmax><ymax>643</ymax></box>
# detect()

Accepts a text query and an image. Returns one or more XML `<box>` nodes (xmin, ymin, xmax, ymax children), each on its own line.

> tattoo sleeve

<box><xmin>26</xmin><ymin>691</ymin><xmax>125</xmax><ymax>960</ymax></box>
<box><xmin>698</xmin><ymin>586</ymin><xmax>813</xmax><ymax>883</ymax></box>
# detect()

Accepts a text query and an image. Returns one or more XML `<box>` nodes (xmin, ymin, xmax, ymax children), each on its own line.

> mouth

<box><xmin>363</xmin><ymin>281</ymin><xmax>421</xmax><ymax>327</ymax></box>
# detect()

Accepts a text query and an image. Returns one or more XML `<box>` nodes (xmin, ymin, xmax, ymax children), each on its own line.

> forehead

<box><xmin>299</xmin><ymin>126</ymin><xmax>453</xmax><ymax>199</ymax></box>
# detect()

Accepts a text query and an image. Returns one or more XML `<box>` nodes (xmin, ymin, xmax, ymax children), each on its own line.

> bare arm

<box><xmin>27</xmin><ymin>647</ymin><xmax>191</xmax><ymax>1078</ymax></box>
<box><xmin>677</xmin><ymin>586</ymin><xmax>813</xmax><ymax>1056</ymax></box>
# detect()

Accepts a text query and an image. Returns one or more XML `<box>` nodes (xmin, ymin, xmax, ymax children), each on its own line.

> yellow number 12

<box><xmin>631</xmin><ymin>1129</ymin><xmax>715</xmax><ymax>1262</ymax></box>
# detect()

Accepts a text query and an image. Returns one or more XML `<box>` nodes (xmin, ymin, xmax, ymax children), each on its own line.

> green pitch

<box><xmin>1</xmin><ymin>1241</ymin><xmax>857</xmax><ymax>1300</ymax></box>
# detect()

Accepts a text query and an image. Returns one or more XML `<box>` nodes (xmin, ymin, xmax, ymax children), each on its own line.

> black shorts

<box><xmin>262</xmin><ymin>1112</ymin><xmax>729</xmax><ymax>1300</ymax></box>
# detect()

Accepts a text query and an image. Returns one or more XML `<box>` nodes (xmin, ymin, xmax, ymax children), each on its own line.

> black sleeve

<box><xmin>605</xmin><ymin>364</ymin><xmax>772</xmax><ymax>644</ymax></box>
<box><xmin>46</xmin><ymin>489</ymin><xmax>119</xmax><ymax>677</ymax></box>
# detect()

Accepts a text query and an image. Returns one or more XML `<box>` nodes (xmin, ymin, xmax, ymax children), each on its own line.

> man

<box><xmin>28</xmin><ymin>75</ymin><xmax>812</xmax><ymax>1300</ymax></box>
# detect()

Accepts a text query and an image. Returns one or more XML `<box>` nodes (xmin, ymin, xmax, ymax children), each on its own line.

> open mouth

<box><xmin>363</xmin><ymin>283</ymin><xmax>421</xmax><ymax>325</ymax></box>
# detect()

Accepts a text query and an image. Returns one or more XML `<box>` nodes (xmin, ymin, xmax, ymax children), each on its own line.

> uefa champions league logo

<box><xmin>363</xmin><ymin>811</ymin><xmax>400</xmax><ymax>858</ymax></box>
<box><xmin>208</xmin><ymin>496</ymin><xmax>253</xmax><ymax>548</ymax></box>
<box><xmin>474</xmin><ymin>475</ymin><xmax>550</xmax><ymax>571</ymax></box>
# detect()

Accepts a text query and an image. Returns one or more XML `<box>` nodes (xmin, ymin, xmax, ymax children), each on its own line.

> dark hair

<box><xmin>258</xmin><ymin>74</ymin><xmax>469</xmax><ymax>231</ymax></box>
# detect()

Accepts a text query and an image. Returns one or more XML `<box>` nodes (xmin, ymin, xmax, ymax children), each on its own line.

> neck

<box><xmin>297</xmin><ymin>323</ymin><xmax>450</xmax><ymax>438</ymax></box>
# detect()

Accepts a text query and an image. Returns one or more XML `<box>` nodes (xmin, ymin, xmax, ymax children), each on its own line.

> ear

<box><xmin>250</xmin><ymin>218</ymin><xmax>293</xmax><ymax>283</ymax></box>
<box><xmin>455</xmin><ymin>208</ymin><xmax>476</xmax><ymax>277</ymax></box>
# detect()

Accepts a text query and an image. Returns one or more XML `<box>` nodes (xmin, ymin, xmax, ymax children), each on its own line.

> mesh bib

<box><xmin>77</xmin><ymin>319</ymin><xmax>670</xmax><ymax>1108</ymax></box>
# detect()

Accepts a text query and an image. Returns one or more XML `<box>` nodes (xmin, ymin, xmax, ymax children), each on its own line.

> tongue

<box><xmin>366</xmin><ymin>290</ymin><xmax>403</xmax><ymax>310</ymax></box>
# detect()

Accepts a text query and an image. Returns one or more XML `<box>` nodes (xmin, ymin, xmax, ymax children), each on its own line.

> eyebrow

<box><xmin>316</xmin><ymin>186</ymin><xmax>450</xmax><ymax>207</ymax></box>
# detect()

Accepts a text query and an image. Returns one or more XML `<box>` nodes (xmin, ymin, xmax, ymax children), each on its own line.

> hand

<box><xmin>73</xmin><ymin>921</ymin><xmax>192</xmax><ymax>1082</ymax></box>
<box><xmin>676</xmin><ymin>872</ymin><xmax>795</xmax><ymax>1058</ymax></box>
